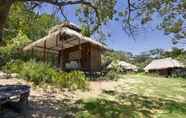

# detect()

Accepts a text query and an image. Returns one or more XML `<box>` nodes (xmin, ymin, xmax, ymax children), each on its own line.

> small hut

<box><xmin>144</xmin><ymin>58</ymin><xmax>185</xmax><ymax>76</ymax></box>
<box><xmin>108</xmin><ymin>60</ymin><xmax>138</xmax><ymax>72</ymax></box>
<box><xmin>23</xmin><ymin>22</ymin><xmax>108</xmax><ymax>73</ymax></box>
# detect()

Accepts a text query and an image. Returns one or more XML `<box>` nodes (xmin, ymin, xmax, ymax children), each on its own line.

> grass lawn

<box><xmin>75</xmin><ymin>74</ymin><xmax>186</xmax><ymax>118</ymax></box>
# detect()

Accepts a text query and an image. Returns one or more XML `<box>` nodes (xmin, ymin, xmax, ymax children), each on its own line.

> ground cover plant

<box><xmin>4</xmin><ymin>59</ymin><xmax>87</xmax><ymax>90</ymax></box>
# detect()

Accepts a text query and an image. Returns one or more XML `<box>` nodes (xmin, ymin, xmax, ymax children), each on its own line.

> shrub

<box><xmin>97</xmin><ymin>69</ymin><xmax>119</xmax><ymax>81</ymax></box>
<box><xmin>54</xmin><ymin>71</ymin><xmax>87</xmax><ymax>90</ymax></box>
<box><xmin>0</xmin><ymin>31</ymin><xmax>31</xmax><ymax>64</ymax></box>
<box><xmin>5</xmin><ymin>60</ymin><xmax>56</xmax><ymax>84</ymax></box>
<box><xmin>4</xmin><ymin>59</ymin><xmax>87</xmax><ymax>89</ymax></box>
<box><xmin>105</xmin><ymin>70</ymin><xmax>119</xmax><ymax>80</ymax></box>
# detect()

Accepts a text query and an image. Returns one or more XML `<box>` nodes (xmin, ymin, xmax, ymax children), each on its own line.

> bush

<box><xmin>170</xmin><ymin>68</ymin><xmax>186</xmax><ymax>79</ymax></box>
<box><xmin>97</xmin><ymin>70</ymin><xmax>119</xmax><ymax>81</ymax></box>
<box><xmin>54</xmin><ymin>71</ymin><xmax>87</xmax><ymax>90</ymax></box>
<box><xmin>0</xmin><ymin>31</ymin><xmax>31</xmax><ymax>64</ymax></box>
<box><xmin>4</xmin><ymin>59</ymin><xmax>87</xmax><ymax>89</ymax></box>
<box><xmin>5</xmin><ymin>60</ymin><xmax>57</xmax><ymax>84</ymax></box>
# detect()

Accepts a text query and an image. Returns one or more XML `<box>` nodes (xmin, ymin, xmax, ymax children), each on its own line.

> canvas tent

<box><xmin>144</xmin><ymin>58</ymin><xmax>185</xmax><ymax>76</ymax></box>
<box><xmin>108</xmin><ymin>60</ymin><xmax>138</xmax><ymax>72</ymax></box>
<box><xmin>24</xmin><ymin>22</ymin><xmax>108</xmax><ymax>72</ymax></box>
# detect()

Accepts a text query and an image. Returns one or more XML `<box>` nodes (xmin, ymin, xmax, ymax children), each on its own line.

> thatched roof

<box><xmin>23</xmin><ymin>22</ymin><xmax>108</xmax><ymax>52</ymax></box>
<box><xmin>108</xmin><ymin>60</ymin><xmax>138</xmax><ymax>71</ymax></box>
<box><xmin>48</xmin><ymin>22</ymin><xmax>81</xmax><ymax>34</ymax></box>
<box><xmin>144</xmin><ymin>58</ymin><xmax>185</xmax><ymax>72</ymax></box>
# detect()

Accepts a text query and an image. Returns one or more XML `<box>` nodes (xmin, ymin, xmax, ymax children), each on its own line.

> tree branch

<box><xmin>127</xmin><ymin>0</ymin><xmax>135</xmax><ymax>40</ymax></box>
<box><xmin>16</xmin><ymin>0</ymin><xmax>101</xmax><ymax>34</ymax></box>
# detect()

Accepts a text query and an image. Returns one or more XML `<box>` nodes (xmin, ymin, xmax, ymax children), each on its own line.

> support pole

<box><xmin>61</xmin><ymin>37</ymin><xmax>64</xmax><ymax>70</ymax></box>
<box><xmin>56</xmin><ymin>37</ymin><xmax>60</xmax><ymax>67</ymax></box>
<box><xmin>58</xmin><ymin>50</ymin><xmax>61</xmax><ymax>68</ymax></box>
<box><xmin>79</xmin><ymin>38</ymin><xmax>81</xmax><ymax>70</ymax></box>
<box><xmin>43</xmin><ymin>40</ymin><xmax>47</xmax><ymax>62</ymax></box>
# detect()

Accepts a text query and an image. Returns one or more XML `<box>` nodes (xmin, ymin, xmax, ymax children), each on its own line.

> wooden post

<box><xmin>56</xmin><ymin>37</ymin><xmax>59</xmax><ymax>67</ymax></box>
<box><xmin>79</xmin><ymin>38</ymin><xmax>81</xmax><ymax>70</ymax></box>
<box><xmin>61</xmin><ymin>37</ymin><xmax>64</xmax><ymax>70</ymax></box>
<box><xmin>56</xmin><ymin>35</ymin><xmax>59</xmax><ymax>46</ymax></box>
<box><xmin>43</xmin><ymin>40</ymin><xmax>47</xmax><ymax>62</ymax></box>
<box><xmin>58</xmin><ymin>50</ymin><xmax>61</xmax><ymax>68</ymax></box>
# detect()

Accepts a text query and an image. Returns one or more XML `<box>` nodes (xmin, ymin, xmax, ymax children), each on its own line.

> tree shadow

<box><xmin>1</xmin><ymin>90</ymin><xmax>186</xmax><ymax>118</ymax></box>
<box><xmin>83</xmin><ymin>90</ymin><xmax>186</xmax><ymax>118</ymax></box>
<box><xmin>0</xmin><ymin>94</ymin><xmax>81</xmax><ymax>118</ymax></box>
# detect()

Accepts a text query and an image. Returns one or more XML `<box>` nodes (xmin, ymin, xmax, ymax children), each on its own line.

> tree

<box><xmin>0</xmin><ymin>0</ymin><xmax>110</xmax><ymax>42</ymax></box>
<box><xmin>0</xmin><ymin>30</ymin><xmax>31</xmax><ymax>62</ymax></box>
<box><xmin>5</xmin><ymin>3</ymin><xmax>59</xmax><ymax>41</ymax></box>
<box><xmin>138</xmin><ymin>0</ymin><xmax>186</xmax><ymax>44</ymax></box>
<box><xmin>161</xmin><ymin>47</ymin><xmax>186</xmax><ymax>65</ymax></box>
<box><xmin>132</xmin><ymin>52</ymin><xmax>152</xmax><ymax>68</ymax></box>
<box><xmin>0</xmin><ymin>0</ymin><xmax>185</xmax><ymax>44</ymax></box>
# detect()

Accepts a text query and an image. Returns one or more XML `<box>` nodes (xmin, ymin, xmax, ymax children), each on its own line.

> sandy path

<box><xmin>75</xmin><ymin>80</ymin><xmax>119</xmax><ymax>100</ymax></box>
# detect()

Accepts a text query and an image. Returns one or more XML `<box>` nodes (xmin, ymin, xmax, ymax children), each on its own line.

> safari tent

<box><xmin>108</xmin><ymin>60</ymin><xmax>138</xmax><ymax>72</ymax></box>
<box><xmin>144</xmin><ymin>58</ymin><xmax>185</xmax><ymax>76</ymax></box>
<box><xmin>23</xmin><ymin>22</ymin><xmax>108</xmax><ymax>72</ymax></box>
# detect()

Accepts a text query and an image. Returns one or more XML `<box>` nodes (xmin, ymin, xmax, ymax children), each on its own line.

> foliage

<box><xmin>54</xmin><ymin>71</ymin><xmax>87</xmax><ymax>90</ymax></box>
<box><xmin>4</xmin><ymin>59</ymin><xmax>87</xmax><ymax>89</ymax></box>
<box><xmin>1</xmin><ymin>0</ymin><xmax>186</xmax><ymax>44</ymax></box>
<box><xmin>0</xmin><ymin>30</ymin><xmax>31</xmax><ymax>63</ymax></box>
<box><xmin>161</xmin><ymin>48</ymin><xmax>186</xmax><ymax>65</ymax></box>
<box><xmin>131</xmin><ymin>48</ymin><xmax>186</xmax><ymax>69</ymax></box>
<box><xmin>103</xmin><ymin>48</ymin><xmax>186</xmax><ymax>71</ymax></box>
<box><xmin>5</xmin><ymin>60</ymin><xmax>57</xmax><ymax>84</ymax></box>
<box><xmin>5</xmin><ymin>2</ymin><xmax>60</xmax><ymax>41</ymax></box>
<box><xmin>75</xmin><ymin>0</ymin><xmax>186</xmax><ymax>43</ymax></box>
<box><xmin>98</xmin><ymin>65</ymin><xmax>121</xmax><ymax>81</ymax></box>
<box><xmin>102</xmin><ymin>70</ymin><xmax>119</xmax><ymax>80</ymax></box>
<box><xmin>76</xmin><ymin>0</ymin><xmax>116</xmax><ymax>32</ymax></box>
<box><xmin>81</xmin><ymin>25</ymin><xmax>91</xmax><ymax>37</ymax></box>
<box><xmin>128</xmin><ymin>53</ymin><xmax>151</xmax><ymax>69</ymax></box>
<box><xmin>103</xmin><ymin>51</ymin><xmax>133</xmax><ymax>63</ymax></box>
<box><xmin>117</xmin><ymin>0</ymin><xmax>186</xmax><ymax>43</ymax></box>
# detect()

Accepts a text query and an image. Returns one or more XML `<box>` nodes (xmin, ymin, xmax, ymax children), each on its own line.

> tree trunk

<box><xmin>0</xmin><ymin>0</ymin><xmax>12</xmax><ymax>44</ymax></box>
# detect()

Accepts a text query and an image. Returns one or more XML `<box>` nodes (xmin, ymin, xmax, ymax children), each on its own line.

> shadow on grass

<box><xmin>1</xmin><ymin>91</ymin><xmax>186</xmax><ymax>118</ymax></box>
<box><xmin>75</xmin><ymin>90</ymin><xmax>186</xmax><ymax>118</ymax></box>
<box><xmin>72</xmin><ymin>91</ymin><xmax>186</xmax><ymax>118</ymax></box>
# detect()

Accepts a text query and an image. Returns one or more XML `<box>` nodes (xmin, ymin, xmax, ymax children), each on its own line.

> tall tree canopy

<box><xmin>0</xmin><ymin>0</ymin><xmax>185</xmax><ymax>44</ymax></box>
<box><xmin>4</xmin><ymin>2</ymin><xmax>59</xmax><ymax>42</ymax></box>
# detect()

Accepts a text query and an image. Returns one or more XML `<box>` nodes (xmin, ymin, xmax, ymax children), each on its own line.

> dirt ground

<box><xmin>0</xmin><ymin>73</ymin><xmax>120</xmax><ymax>118</ymax></box>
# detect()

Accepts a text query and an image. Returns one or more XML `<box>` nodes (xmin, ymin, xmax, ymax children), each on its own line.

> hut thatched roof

<box><xmin>48</xmin><ymin>22</ymin><xmax>81</xmax><ymax>34</ymax></box>
<box><xmin>108</xmin><ymin>60</ymin><xmax>138</xmax><ymax>71</ymax></box>
<box><xmin>23</xmin><ymin>22</ymin><xmax>108</xmax><ymax>52</ymax></box>
<box><xmin>144</xmin><ymin>58</ymin><xmax>185</xmax><ymax>72</ymax></box>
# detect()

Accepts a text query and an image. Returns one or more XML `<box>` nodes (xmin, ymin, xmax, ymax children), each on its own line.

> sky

<box><xmin>37</xmin><ymin>1</ymin><xmax>186</xmax><ymax>55</ymax></box>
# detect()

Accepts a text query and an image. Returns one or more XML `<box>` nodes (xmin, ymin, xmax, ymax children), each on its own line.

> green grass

<box><xmin>75</xmin><ymin>74</ymin><xmax>186</xmax><ymax>118</ymax></box>
<box><xmin>120</xmin><ymin>73</ymin><xmax>186</xmax><ymax>101</ymax></box>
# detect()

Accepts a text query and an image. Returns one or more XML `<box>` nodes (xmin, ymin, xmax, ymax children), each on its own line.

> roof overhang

<box><xmin>23</xmin><ymin>28</ymin><xmax>109</xmax><ymax>53</ymax></box>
